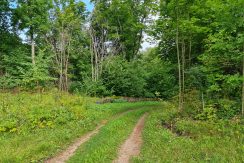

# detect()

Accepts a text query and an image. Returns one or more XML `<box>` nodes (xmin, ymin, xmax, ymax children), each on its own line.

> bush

<box><xmin>111</xmin><ymin>98</ymin><xmax>128</xmax><ymax>103</ymax></box>
<box><xmin>182</xmin><ymin>90</ymin><xmax>202</xmax><ymax>117</ymax></box>
<box><xmin>20</xmin><ymin>51</ymin><xmax>55</xmax><ymax>89</ymax></box>
<box><xmin>70</xmin><ymin>79</ymin><xmax>112</xmax><ymax>97</ymax></box>
<box><xmin>195</xmin><ymin>105</ymin><xmax>217</xmax><ymax>121</ymax></box>
<box><xmin>102</xmin><ymin>56</ymin><xmax>146</xmax><ymax>97</ymax></box>
<box><xmin>0</xmin><ymin>74</ymin><xmax>21</xmax><ymax>89</ymax></box>
<box><xmin>69</xmin><ymin>81</ymin><xmax>83</xmax><ymax>93</ymax></box>
<box><xmin>142</xmin><ymin>51</ymin><xmax>177</xmax><ymax>99</ymax></box>
<box><xmin>216</xmin><ymin>99</ymin><xmax>240</xmax><ymax>119</ymax></box>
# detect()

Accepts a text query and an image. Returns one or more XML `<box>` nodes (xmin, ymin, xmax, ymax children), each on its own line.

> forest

<box><xmin>0</xmin><ymin>0</ymin><xmax>244</xmax><ymax>162</ymax></box>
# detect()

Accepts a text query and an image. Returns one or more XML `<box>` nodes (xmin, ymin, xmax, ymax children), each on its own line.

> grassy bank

<box><xmin>134</xmin><ymin>102</ymin><xmax>244</xmax><ymax>162</ymax></box>
<box><xmin>0</xmin><ymin>92</ymin><xmax>160</xmax><ymax>162</ymax></box>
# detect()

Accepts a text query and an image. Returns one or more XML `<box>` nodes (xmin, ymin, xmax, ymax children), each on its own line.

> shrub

<box><xmin>0</xmin><ymin>74</ymin><xmax>20</xmax><ymax>89</ymax></box>
<box><xmin>216</xmin><ymin>99</ymin><xmax>240</xmax><ymax>119</ymax></box>
<box><xmin>181</xmin><ymin>90</ymin><xmax>203</xmax><ymax>117</ymax></box>
<box><xmin>85</xmin><ymin>79</ymin><xmax>112</xmax><ymax>97</ymax></box>
<box><xmin>111</xmin><ymin>98</ymin><xmax>128</xmax><ymax>103</ymax></box>
<box><xmin>195</xmin><ymin>105</ymin><xmax>217</xmax><ymax>121</ymax></box>
<box><xmin>69</xmin><ymin>81</ymin><xmax>83</xmax><ymax>93</ymax></box>
<box><xmin>102</xmin><ymin>56</ymin><xmax>146</xmax><ymax>97</ymax></box>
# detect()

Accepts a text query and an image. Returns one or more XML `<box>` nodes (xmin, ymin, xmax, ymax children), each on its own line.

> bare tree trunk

<box><xmin>64</xmin><ymin>39</ymin><xmax>71</xmax><ymax>92</ymax></box>
<box><xmin>202</xmin><ymin>92</ymin><xmax>205</xmax><ymax>111</ymax></box>
<box><xmin>59</xmin><ymin>30</ymin><xmax>64</xmax><ymax>91</ymax></box>
<box><xmin>90</xmin><ymin>27</ymin><xmax>98</xmax><ymax>82</ymax></box>
<box><xmin>176</xmin><ymin>2</ymin><xmax>182</xmax><ymax>111</ymax></box>
<box><xmin>64</xmin><ymin>63</ymin><xmax>68</xmax><ymax>91</ymax></box>
<box><xmin>31</xmin><ymin>32</ymin><xmax>35</xmax><ymax>65</ymax></box>
<box><xmin>182</xmin><ymin>40</ymin><xmax>186</xmax><ymax>108</ymax></box>
<box><xmin>89</xmin><ymin>24</ymin><xmax>109</xmax><ymax>82</ymax></box>
<box><xmin>90</xmin><ymin>34</ymin><xmax>95</xmax><ymax>81</ymax></box>
<box><xmin>189</xmin><ymin>39</ymin><xmax>192</xmax><ymax>66</ymax></box>
<box><xmin>95</xmin><ymin>48</ymin><xmax>98</xmax><ymax>81</ymax></box>
<box><xmin>242</xmin><ymin>53</ymin><xmax>244</xmax><ymax>116</ymax></box>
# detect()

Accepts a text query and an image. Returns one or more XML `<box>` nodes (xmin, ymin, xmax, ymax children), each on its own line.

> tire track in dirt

<box><xmin>45</xmin><ymin>109</ymin><xmax>142</xmax><ymax>163</ymax></box>
<box><xmin>113</xmin><ymin>113</ymin><xmax>148</xmax><ymax>163</ymax></box>
<box><xmin>45</xmin><ymin>123</ymin><xmax>105</xmax><ymax>163</ymax></box>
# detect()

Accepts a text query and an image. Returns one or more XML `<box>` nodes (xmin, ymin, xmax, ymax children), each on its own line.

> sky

<box><xmin>83</xmin><ymin>0</ymin><xmax>94</xmax><ymax>11</ymax></box>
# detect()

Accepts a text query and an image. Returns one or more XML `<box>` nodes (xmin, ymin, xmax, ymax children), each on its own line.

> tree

<box><xmin>195</xmin><ymin>0</ymin><xmax>244</xmax><ymax>117</ymax></box>
<box><xmin>14</xmin><ymin>0</ymin><xmax>51</xmax><ymax>65</ymax></box>
<box><xmin>102</xmin><ymin>56</ymin><xmax>146</xmax><ymax>97</ymax></box>
<box><xmin>155</xmin><ymin>0</ymin><xmax>213</xmax><ymax>110</ymax></box>
<box><xmin>0</xmin><ymin>0</ymin><xmax>11</xmax><ymax>76</ymax></box>
<box><xmin>46</xmin><ymin>0</ymin><xmax>86</xmax><ymax>91</ymax></box>
<box><xmin>90</xmin><ymin>0</ymin><xmax>157</xmax><ymax>82</ymax></box>
<box><xmin>20</xmin><ymin>50</ymin><xmax>55</xmax><ymax>89</ymax></box>
<box><xmin>142</xmin><ymin>48</ymin><xmax>177</xmax><ymax>98</ymax></box>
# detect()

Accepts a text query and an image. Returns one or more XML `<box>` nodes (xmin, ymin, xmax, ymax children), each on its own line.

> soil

<box><xmin>45</xmin><ymin>123</ymin><xmax>105</xmax><ymax>163</ymax></box>
<box><xmin>113</xmin><ymin>113</ymin><xmax>148</xmax><ymax>163</ymax></box>
<box><xmin>44</xmin><ymin>109</ymin><xmax>139</xmax><ymax>163</ymax></box>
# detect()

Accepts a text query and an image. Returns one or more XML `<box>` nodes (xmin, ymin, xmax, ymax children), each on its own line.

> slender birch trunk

<box><xmin>30</xmin><ymin>30</ymin><xmax>35</xmax><ymax>65</ymax></box>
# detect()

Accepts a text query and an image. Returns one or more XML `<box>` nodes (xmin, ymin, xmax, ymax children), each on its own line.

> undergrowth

<box><xmin>133</xmin><ymin>102</ymin><xmax>244</xmax><ymax>163</ymax></box>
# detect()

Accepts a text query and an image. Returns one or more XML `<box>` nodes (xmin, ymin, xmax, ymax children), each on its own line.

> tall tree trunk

<box><xmin>202</xmin><ymin>92</ymin><xmax>205</xmax><ymax>111</ymax></box>
<box><xmin>64</xmin><ymin>62</ymin><xmax>68</xmax><ymax>92</ymax></box>
<box><xmin>182</xmin><ymin>40</ymin><xmax>185</xmax><ymax>108</ymax></box>
<box><xmin>95</xmin><ymin>49</ymin><xmax>98</xmax><ymax>81</ymax></box>
<box><xmin>189</xmin><ymin>39</ymin><xmax>192</xmax><ymax>66</ymax></box>
<box><xmin>242</xmin><ymin>53</ymin><xmax>244</xmax><ymax>116</ymax></box>
<box><xmin>59</xmin><ymin>30</ymin><xmax>64</xmax><ymax>91</ymax></box>
<box><xmin>30</xmin><ymin>29</ymin><xmax>35</xmax><ymax>65</ymax></box>
<box><xmin>91</xmin><ymin>49</ymin><xmax>94</xmax><ymax>81</ymax></box>
<box><xmin>176</xmin><ymin>1</ymin><xmax>182</xmax><ymax>110</ymax></box>
<box><xmin>90</xmin><ymin>34</ymin><xmax>94</xmax><ymax>81</ymax></box>
<box><xmin>64</xmin><ymin>39</ymin><xmax>71</xmax><ymax>92</ymax></box>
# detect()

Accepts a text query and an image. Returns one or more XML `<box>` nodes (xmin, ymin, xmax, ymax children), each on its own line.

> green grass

<box><xmin>68</xmin><ymin>108</ymin><xmax>148</xmax><ymax>163</ymax></box>
<box><xmin>133</xmin><ymin>102</ymin><xmax>244</xmax><ymax>163</ymax></box>
<box><xmin>4</xmin><ymin>92</ymin><xmax>241</xmax><ymax>163</ymax></box>
<box><xmin>0</xmin><ymin>91</ymin><xmax>161</xmax><ymax>162</ymax></box>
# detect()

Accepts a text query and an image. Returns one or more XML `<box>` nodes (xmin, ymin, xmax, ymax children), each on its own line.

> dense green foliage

<box><xmin>1</xmin><ymin>0</ymin><xmax>243</xmax><ymax>119</ymax></box>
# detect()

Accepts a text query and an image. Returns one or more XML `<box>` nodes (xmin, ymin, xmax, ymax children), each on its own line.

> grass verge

<box><xmin>133</xmin><ymin>102</ymin><xmax>244</xmax><ymax>163</ymax></box>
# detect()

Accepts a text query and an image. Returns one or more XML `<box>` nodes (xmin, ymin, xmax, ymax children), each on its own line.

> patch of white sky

<box><xmin>141</xmin><ymin>14</ymin><xmax>159</xmax><ymax>51</ymax></box>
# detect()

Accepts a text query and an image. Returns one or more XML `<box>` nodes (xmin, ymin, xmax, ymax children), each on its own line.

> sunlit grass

<box><xmin>133</xmin><ymin>102</ymin><xmax>244</xmax><ymax>162</ymax></box>
<box><xmin>0</xmin><ymin>91</ymin><xmax>161</xmax><ymax>162</ymax></box>
<box><xmin>68</xmin><ymin>109</ymin><xmax>146</xmax><ymax>163</ymax></box>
